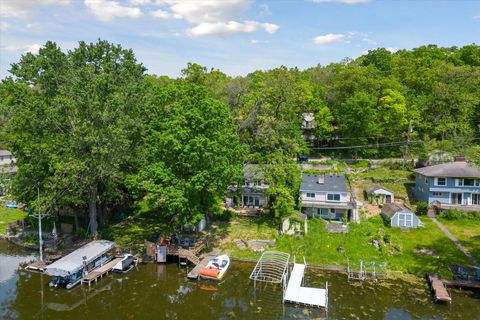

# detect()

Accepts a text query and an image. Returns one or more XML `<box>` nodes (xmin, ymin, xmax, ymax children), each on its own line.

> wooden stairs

<box><xmin>178</xmin><ymin>248</ymin><xmax>201</xmax><ymax>265</ymax></box>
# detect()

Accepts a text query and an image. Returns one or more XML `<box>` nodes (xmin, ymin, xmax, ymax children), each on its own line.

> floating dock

<box><xmin>283</xmin><ymin>262</ymin><xmax>328</xmax><ymax>308</ymax></box>
<box><xmin>427</xmin><ymin>273</ymin><xmax>452</xmax><ymax>303</ymax></box>
<box><xmin>187</xmin><ymin>252</ymin><xmax>217</xmax><ymax>279</ymax></box>
<box><xmin>82</xmin><ymin>257</ymin><xmax>122</xmax><ymax>286</ymax></box>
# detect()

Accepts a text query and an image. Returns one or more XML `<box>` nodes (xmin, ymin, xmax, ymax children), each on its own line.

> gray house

<box><xmin>381</xmin><ymin>203</ymin><xmax>423</xmax><ymax>228</ymax></box>
<box><xmin>300</xmin><ymin>174</ymin><xmax>357</xmax><ymax>222</ymax></box>
<box><xmin>226</xmin><ymin>164</ymin><xmax>269</xmax><ymax>209</ymax></box>
<box><xmin>413</xmin><ymin>158</ymin><xmax>480</xmax><ymax>211</ymax></box>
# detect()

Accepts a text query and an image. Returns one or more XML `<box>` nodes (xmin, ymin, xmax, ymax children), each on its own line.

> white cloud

<box><xmin>362</xmin><ymin>38</ymin><xmax>377</xmax><ymax>45</ymax></box>
<box><xmin>250</xmin><ymin>39</ymin><xmax>268</xmax><ymax>44</ymax></box>
<box><xmin>129</xmin><ymin>0</ymin><xmax>152</xmax><ymax>4</ymax></box>
<box><xmin>26</xmin><ymin>23</ymin><xmax>33</xmax><ymax>28</ymax></box>
<box><xmin>473</xmin><ymin>15</ymin><xmax>480</xmax><ymax>20</ymax></box>
<box><xmin>0</xmin><ymin>22</ymin><xmax>9</xmax><ymax>30</ymax></box>
<box><xmin>311</xmin><ymin>0</ymin><xmax>369</xmax><ymax>4</ymax></box>
<box><xmin>151</xmin><ymin>9</ymin><xmax>172</xmax><ymax>19</ymax></box>
<box><xmin>157</xmin><ymin>0</ymin><xmax>252</xmax><ymax>24</ymax></box>
<box><xmin>0</xmin><ymin>0</ymin><xmax>70</xmax><ymax>18</ymax></box>
<box><xmin>386</xmin><ymin>47</ymin><xmax>398</xmax><ymax>53</ymax></box>
<box><xmin>313</xmin><ymin>33</ymin><xmax>346</xmax><ymax>45</ymax></box>
<box><xmin>187</xmin><ymin>20</ymin><xmax>279</xmax><ymax>37</ymax></box>
<box><xmin>150</xmin><ymin>0</ymin><xmax>278</xmax><ymax>37</ymax></box>
<box><xmin>84</xmin><ymin>0</ymin><xmax>142</xmax><ymax>22</ymax></box>
<box><xmin>1</xmin><ymin>43</ymin><xmax>42</xmax><ymax>54</ymax></box>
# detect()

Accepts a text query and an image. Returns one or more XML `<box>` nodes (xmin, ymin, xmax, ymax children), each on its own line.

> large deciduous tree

<box><xmin>3</xmin><ymin>40</ymin><xmax>146</xmax><ymax>236</ymax></box>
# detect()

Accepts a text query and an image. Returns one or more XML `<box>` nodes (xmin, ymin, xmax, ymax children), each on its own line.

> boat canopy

<box><xmin>45</xmin><ymin>240</ymin><xmax>115</xmax><ymax>277</ymax></box>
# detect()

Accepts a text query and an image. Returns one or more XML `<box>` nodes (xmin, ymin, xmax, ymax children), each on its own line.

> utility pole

<box><xmin>403</xmin><ymin>120</ymin><xmax>413</xmax><ymax>163</ymax></box>
<box><xmin>38</xmin><ymin>186</ymin><xmax>43</xmax><ymax>261</ymax></box>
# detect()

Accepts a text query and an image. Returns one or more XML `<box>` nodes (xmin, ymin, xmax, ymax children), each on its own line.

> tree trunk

<box><xmin>88</xmin><ymin>185</ymin><xmax>98</xmax><ymax>238</ymax></box>
<box><xmin>73</xmin><ymin>210</ymin><xmax>79</xmax><ymax>232</ymax></box>
<box><xmin>99</xmin><ymin>204</ymin><xmax>107</xmax><ymax>225</ymax></box>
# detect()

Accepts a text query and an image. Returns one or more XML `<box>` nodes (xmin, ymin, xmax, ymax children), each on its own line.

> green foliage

<box><xmin>415</xmin><ymin>202</ymin><xmax>429</xmax><ymax>216</ymax></box>
<box><xmin>127</xmin><ymin>81</ymin><xmax>244</xmax><ymax>227</ymax></box>
<box><xmin>350</xmin><ymin>160</ymin><xmax>370</xmax><ymax>170</ymax></box>
<box><xmin>441</xmin><ymin>209</ymin><xmax>480</xmax><ymax>221</ymax></box>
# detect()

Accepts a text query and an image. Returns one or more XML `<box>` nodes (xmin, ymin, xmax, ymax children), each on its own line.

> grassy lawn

<box><xmin>0</xmin><ymin>206</ymin><xmax>28</xmax><ymax>235</ymax></box>
<box><xmin>436</xmin><ymin>217</ymin><xmax>480</xmax><ymax>262</ymax></box>
<box><xmin>216</xmin><ymin>215</ymin><xmax>471</xmax><ymax>277</ymax></box>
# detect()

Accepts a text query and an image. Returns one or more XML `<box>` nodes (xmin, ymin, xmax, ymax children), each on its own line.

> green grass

<box><xmin>437</xmin><ymin>217</ymin><xmax>480</xmax><ymax>262</ymax></box>
<box><xmin>0</xmin><ymin>206</ymin><xmax>28</xmax><ymax>235</ymax></box>
<box><xmin>354</xmin><ymin>167</ymin><xmax>414</xmax><ymax>181</ymax></box>
<box><xmin>217</xmin><ymin>216</ymin><xmax>471</xmax><ymax>277</ymax></box>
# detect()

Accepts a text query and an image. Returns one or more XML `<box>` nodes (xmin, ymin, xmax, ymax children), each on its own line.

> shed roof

<box><xmin>302</xmin><ymin>113</ymin><xmax>315</xmax><ymax>122</ymax></box>
<box><xmin>300</xmin><ymin>174</ymin><xmax>347</xmax><ymax>193</ymax></box>
<box><xmin>365</xmin><ymin>185</ymin><xmax>393</xmax><ymax>194</ymax></box>
<box><xmin>44</xmin><ymin>240</ymin><xmax>115</xmax><ymax>277</ymax></box>
<box><xmin>382</xmin><ymin>203</ymin><xmax>412</xmax><ymax>218</ymax></box>
<box><xmin>413</xmin><ymin>161</ymin><xmax>480</xmax><ymax>178</ymax></box>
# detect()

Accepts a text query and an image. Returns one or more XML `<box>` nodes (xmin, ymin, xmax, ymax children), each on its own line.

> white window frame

<box><xmin>424</xmin><ymin>177</ymin><xmax>428</xmax><ymax>184</ymax></box>
<box><xmin>432</xmin><ymin>192</ymin><xmax>442</xmax><ymax>197</ymax></box>
<box><xmin>327</xmin><ymin>193</ymin><xmax>341</xmax><ymax>202</ymax></box>
<box><xmin>435</xmin><ymin>177</ymin><xmax>446</xmax><ymax>186</ymax></box>
<box><xmin>306</xmin><ymin>192</ymin><xmax>315</xmax><ymax>198</ymax></box>
<box><xmin>472</xmin><ymin>193</ymin><xmax>480</xmax><ymax>205</ymax></box>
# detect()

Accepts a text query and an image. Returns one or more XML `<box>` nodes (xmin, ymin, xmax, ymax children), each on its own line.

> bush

<box><xmin>351</xmin><ymin>160</ymin><xmax>370</xmax><ymax>170</ymax></box>
<box><xmin>213</xmin><ymin>209</ymin><xmax>237</xmax><ymax>222</ymax></box>
<box><xmin>442</xmin><ymin>209</ymin><xmax>480</xmax><ymax>221</ymax></box>
<box><xmin>415</xmin><ymin>202</ymin><xmax>429</xmax><ymax>216</ymax></box>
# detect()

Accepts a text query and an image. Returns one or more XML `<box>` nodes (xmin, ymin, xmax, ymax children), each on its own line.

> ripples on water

<box><xmin>0</xmin><ymin>240</ymin><xmax>479</xmax><ymax>320</ymax></box>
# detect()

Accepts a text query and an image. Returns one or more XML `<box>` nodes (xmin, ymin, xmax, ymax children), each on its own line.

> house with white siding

<box><xmin>300</xmin><ymin>173</ymin><xmax>357</xmax><ymax>222</ymax></box>
<box><xmin>413</xmin><ymin>158</ymin><xmax>480</xmax><ymax>211</ymax></box>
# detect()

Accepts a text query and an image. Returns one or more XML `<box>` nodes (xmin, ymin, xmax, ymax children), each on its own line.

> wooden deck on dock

<box><xmin>187</xmin><ymin>253</ymin><xmax>217</xmax><ymax>279</ymax></box>
<box><xmin>82</xmin><ymin>258</ymin><xmax>122</xmax><ymax>286</ymax></box>
<box><xmin>427</xmin><ymin>273</ymin><xmax>452</xmax><ymax>303</ymax></box>
<box><xmin>442</xmin><ymin>278</ymin><xmax>480</xmax><ymax>290</ymax></box>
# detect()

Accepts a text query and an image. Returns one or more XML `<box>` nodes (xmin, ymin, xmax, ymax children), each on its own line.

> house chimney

<box><xmin>454</xmin><ymin>156</ymin><xmax>466</xmax><ymax>162</ymax></box>
<box><xmin>317</xmin><ymin>175</ymin><xmax>324</xmax><ymax>184</ymax></box>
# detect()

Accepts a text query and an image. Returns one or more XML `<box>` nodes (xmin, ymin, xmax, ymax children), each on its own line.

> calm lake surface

<box><xmin>0</xmin><ymin>240</ymin><xmax>479</xmax><ymax>320</ymax></box>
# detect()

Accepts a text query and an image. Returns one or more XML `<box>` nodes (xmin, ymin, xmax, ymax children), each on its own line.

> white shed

<box><xmin>365</xmin><ymin>185</ymin><xmax>394</xmax><ymax>205</ymax></box>
<box><xmin>381</xmin><ymin>203</ymin><xmax>423</xmax><ymax>228</ymax></box>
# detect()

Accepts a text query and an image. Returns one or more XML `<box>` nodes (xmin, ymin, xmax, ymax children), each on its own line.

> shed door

<box><xmin>398</xmin><ymin>213</ymin><xmax>405</xmax><ymax>226</ymax></box>
<box><xmin>405</xmin><ymin>214</ymin><xmax>413</xmax><ymax>227</ymax></box>
<box><xmin>385</xmin><ymin>195</ymin><xmax>392</xmax><ymax>204</ymax></box>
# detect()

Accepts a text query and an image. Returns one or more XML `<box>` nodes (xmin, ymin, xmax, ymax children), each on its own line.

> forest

<box><xmin>0</xmin><ymin>40</ymin><xmax>479</xmax><ymax>235</ymax></box>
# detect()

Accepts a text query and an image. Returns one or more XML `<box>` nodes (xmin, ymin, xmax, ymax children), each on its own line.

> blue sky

<box><xmin>0</xmin><ymin>0</ymin><xmax>479</xmax><ymax>79</ymax></box>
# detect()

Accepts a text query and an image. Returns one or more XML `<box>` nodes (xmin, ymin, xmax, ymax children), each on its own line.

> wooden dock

<box><xmin>427</xmin><ymin>273</ymin><xmax>452</xmax><ymax>303</ymax></box>
<box><xmin>82</xmin><ymin>258</ymin><xmax>122</xmax><ymax>286</ymax></box>
<box><xmin>187</xmin><ymin>253</ymin><xmax>217</xmax><ymax>279</ymax></box>
<box><xmin>283</xmin><ymin>263</ymin><xmax>328</xmax><ymax>308</ymax></box>
<box><xmin>442</xmin><ymin>278</ymin><xmax>480</xmax><ymax>290</ymax></box>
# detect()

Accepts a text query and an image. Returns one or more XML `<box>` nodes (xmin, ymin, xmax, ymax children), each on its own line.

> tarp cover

<box><xmin>44</xmin><ymin>240</ymin><xmax>115</xmax><ymax>277</ymax></box>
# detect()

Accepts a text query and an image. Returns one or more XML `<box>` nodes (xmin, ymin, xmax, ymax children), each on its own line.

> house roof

<box><xmin>413</xmin><ymin>161</ymin><xmax>480</xmax><ymax>178</ymax></box>
<box><xmin>300</xmin><ymin>174</ymin><xmax>347</xmax><ymax>193</ymax></box>
<box><xmin>302</xmin><ymin>113</ymin><xmax>314</xmax><ymax>122</ymax></box>
<box><xmin>382</xmin><ymin>203</ymin><xmax>412</xmax><ymax>218</ymax></box>
<box><xmin>243</xmin><ymin>164</ymin><xmax>263</xmax><ymax>179</ymax></box>
<box><xmin>0</xmin><ymin>150</ymin><xmax>12</xmax><ymax>157</ymax></box>
<box><xmin>365</xmin><ymin>185</ymin><xmax>393</xmax><ymax>195</ymax></box>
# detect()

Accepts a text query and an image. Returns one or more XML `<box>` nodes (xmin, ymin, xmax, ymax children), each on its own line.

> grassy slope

<box><xmin>217</xmin><ymin>216</ymin><xmax>470</xmax><ymax>277</ymax></box>
<box><xmin>436</xmin><ymin>218</ymin><xmax>480</xmax><ymax>262</ymax></box>
<box><xmin>0</xmin><ymin>206</ymin><xmax>27</xmax><ymax>234</ymax></box>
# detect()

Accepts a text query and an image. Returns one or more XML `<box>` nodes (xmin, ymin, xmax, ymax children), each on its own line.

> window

<box><xmin>424</xmin><ymin>177</ymin><xmax>428</xmax><ymax>184</ymax></box>
<box><xmin>436</xmin><ymin>177</ymin><xmax>446</xmax><ymax>186</ymax></box>
<box><xmin>306</xmin><ymin>192</ymin><xmax>315</xmax><ymax>198</ymax></box>
<box><xmin>473</xmin><ymin>194</ymin><xmax>480</xmax><ymax>205</ymax></box>
<box><xmin>253</xmin><ymin>180</ymin><xmax>261</xmax><ymax>186</ymax></box>
<box><xmin>464</xmin><ymin>179</ymin><xmax>475</xmax><ymax>186</ymax></box>
<box><xmin>327</xmin><ymin>193</ymin><xmax>341</xmax><ymax>201</ymax></box>
<box><xmin>330</xmin><ymin>208</ymin><xmax>336</xmax><ymax>214</ymax></box>
<box><xmin>476</xmin><ymin>180</ymin><xmax>480</xmax><ymax>187</ymax></box>
<box><xmin>432</xmin><ymin>192</ymin><xmax>442</xmax><ymax>197</ymax></box>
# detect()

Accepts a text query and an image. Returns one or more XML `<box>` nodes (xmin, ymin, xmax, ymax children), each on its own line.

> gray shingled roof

<box><xmin>300</xmin><ymin>174</ymin><xmax>347</xmax><ymax>192</ymax></box>
<box><xmin>382</xmin><ymin>203</ymin><xmax>412</xmax><ymax>218</ymax></box>
<box><xmin>413</xmin><ymin>161</ymin><xmax>480</xmax><ymax>178</ymax></box>
<box><xmin>0</xmin><ymin>150</ymin><xmax>12</xmax><ymax>157</ymax></box>
<box><xmin>244</xmin><ymin>164</ymin><xmax>263</xmax><ymax>179</ymax></box>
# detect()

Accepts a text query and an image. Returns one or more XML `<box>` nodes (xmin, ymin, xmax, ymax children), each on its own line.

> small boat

<box><xmin>199</xmin><ymin>255</ymin><xmax>230</xmax><ymax>280</ymax></box>
<box><xmin>112</xmin><ymin>254</ymin><xmax>134</xmax><ymax>273</ymax></box>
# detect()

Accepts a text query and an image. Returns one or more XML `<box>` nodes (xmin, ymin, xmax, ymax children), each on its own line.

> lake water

<box><xmin>0</xmin><ymin>240</ymin><xmax>479</xmax><ymax>319</ymax></box>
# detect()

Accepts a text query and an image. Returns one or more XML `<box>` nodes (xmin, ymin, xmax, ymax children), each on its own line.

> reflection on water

<box><xmin>0</xmin><ymin>240</ymin><xmax>479</xmax><ymax>320</ymax></box>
